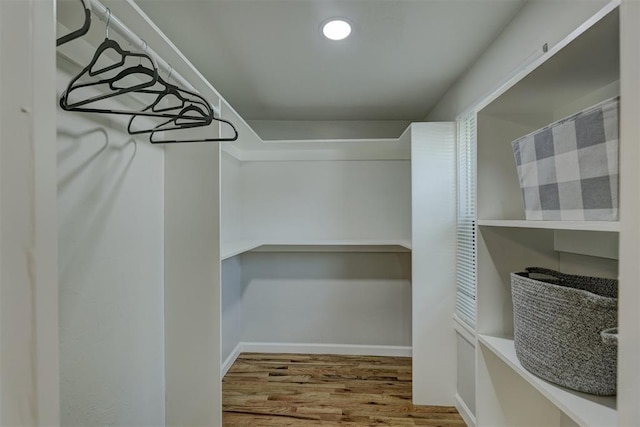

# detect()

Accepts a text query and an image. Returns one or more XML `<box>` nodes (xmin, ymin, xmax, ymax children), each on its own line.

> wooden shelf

<box><xmin>478</xmin><ymin>219</ymin><xmax>620</xmax><ymax>232</ymax></box>
<box><xmin>221</xmin><ymin>240</ymin><xmax>412</xmax><ymax>260</ymax></box>
<box><xmin>478</xmin><ymin>334</ymin><xmax>617</xmax><ymax>427</ymax></box>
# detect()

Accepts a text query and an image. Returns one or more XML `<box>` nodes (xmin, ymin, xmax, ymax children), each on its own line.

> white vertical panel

<box><xmin>221</xmin><ymin>151</ymin><xmax>243</xmax><ymax>244</ymax></box>
<box><xmin>411</xmin><ymin>122</ymin><xmax>457</xmax><ymax>405</ymax></box>
<box><xmin>0</xmin><ymin>2</ymin><xmax>37</xmax><ymax>423</ymax></box>
<box><xmin>222</xmin><ymin>257</ymin><xmax>242</xmax><ymax>363</ymax></box>
<box><xmin>1</xmin><ymin>0</ymin><xmax>59</xmax><ymax>425</ymax></box>
<box><xmin>165</xmin><ymin>142</ymin><xmax>221</xmax><ymax>426</ymax></box>
<box><xmin>34</xmin><ymin>0</ymin><xmax>60</xmax><ymax>425</ymax></box>
<box><xmin>618</xmin><ymin>1</ymin><xmax>640</xmax><ymax>425</ymax></box>
<box><xmin>457</xmin><ymin>334</ymin><xmax>476</xmax><ymax>415</ymax></box>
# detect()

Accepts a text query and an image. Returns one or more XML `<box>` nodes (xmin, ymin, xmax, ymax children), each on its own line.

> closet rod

<box><xmin>89</xmin><ymin>0</ymin><xmax>220</xmax><ymax>116</ymax></box>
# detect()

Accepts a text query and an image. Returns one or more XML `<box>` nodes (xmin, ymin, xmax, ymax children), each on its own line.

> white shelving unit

<box><xmin>474</xmin><ymin>4</ymin><xmax>627</xmax><ymax>427</ymax></box>
<box><xmin>220</xmin><ymin>123</ymin><xmax>456</xmax><ymax>407</ymax></box>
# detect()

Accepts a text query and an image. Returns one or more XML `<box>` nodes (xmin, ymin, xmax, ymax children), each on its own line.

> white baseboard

<box><xmin>236</xmin><ymin>342</ymin><xmax>412</xmax><ymax>358</ymax></box>
<box><xmin>222</xmin><ymin>342</ymin><xmax>412</xmax><ymax>377</ymax></box>
<box><xmin>455</xmin><ymin>393</ymin><xmax>476</xmax><ymax>427</ymax></box>
<box><xmin>221</xmin><ymin>343</ymin><xmax>242</xmax><ymax>377</ymax></box>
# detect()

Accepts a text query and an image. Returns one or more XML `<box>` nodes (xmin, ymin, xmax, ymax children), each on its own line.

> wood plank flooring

<box><xmin>222</xmin><ymin>353</ymin><xmax>466</xmax><ymax>426</ymax></box>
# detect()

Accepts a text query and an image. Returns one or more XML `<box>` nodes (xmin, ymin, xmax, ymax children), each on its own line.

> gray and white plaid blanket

<box><xmin>512</xmin><ymin>97</ymin><xmax>619</xmax><ymax>221</ymax></box>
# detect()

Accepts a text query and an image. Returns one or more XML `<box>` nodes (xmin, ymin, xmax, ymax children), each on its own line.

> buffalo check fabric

<box><xmin>512</xmin><ymin>97</ymin><xmax>619</xmax><ymax>221</ymax></box>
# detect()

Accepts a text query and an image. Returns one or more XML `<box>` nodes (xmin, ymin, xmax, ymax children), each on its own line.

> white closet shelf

<box><xmin>221</xmin><ymin>239</ymin><xmax>412</xmax><ymax>260</ymax></box>
<box><xmin>221</xmin><ymin>241</ymin><xmax>264</xmax><ymax>260</ymax></box>
<box><xmin>477</xmin><ymin>219</ymin><xmax>620</xmax><ymax>232</ymax></box>
<box><xmin>478</xmin><ymin>334</ymin><xmax>617</xmax><ymax>427</ymax></box>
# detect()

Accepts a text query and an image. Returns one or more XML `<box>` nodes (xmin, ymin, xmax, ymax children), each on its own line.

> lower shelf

<box><xmin>221</xmin><ymin>239</ymin><xmax>412</xmax><ymax>260</ymax></box>
<box><xmin>478</xmin><ymin>334</ymin><xmax>617</xmax><ymax>427</ymax></box>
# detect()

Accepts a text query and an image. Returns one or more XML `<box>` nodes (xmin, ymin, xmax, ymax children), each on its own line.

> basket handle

<box><xmin>524</xmin><ymin>267</ymin><xmax>567</xmax><ymax>279</ymax></box>
<box><xmin>601</xmin><ymin>327</ymin><xmax>618</xmax><ymax>346</ymax></box>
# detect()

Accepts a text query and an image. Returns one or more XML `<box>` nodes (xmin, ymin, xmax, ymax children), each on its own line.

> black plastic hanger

<box><xmin>59</xmin><ymin>8</ymin><xmax>168</xmax><ymax>115</ymax></box>
<box><xmin>59</xmin><ymin>39</ymin><xmax>161</xmax><ymax>112</ymax></box>
<box><xmin>57</xmin><ymin>0</ymin><xmax>92</xmax><ymax>47</ymax></box>
<box><xmin>56</xmin><ymin>7</ymin><xmax>239</xmax><ymax>144</ymax></box>
<box><xmin>128</xmin><ymin>104</ymin><xmax>213</xmax><ymax>135</ymax></box>
<box><xmin>126</xmin><ymin>75</ymin><xmax>214</xmax><ymax>134</ymax></box>
<box><xmin>136</xmin><ymin>74</ymin><xmax>212</xmax><ymax>114</ymax></box>
<box><xmin>149</xmin><ymin>116</ymin><xmax>239</xmax><ymax>144</ymax></box>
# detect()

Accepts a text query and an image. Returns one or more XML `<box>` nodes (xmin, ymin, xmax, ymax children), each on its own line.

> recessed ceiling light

<box><xmin>322</xmin><ymin>19</ymin><xmax>352</xmax><ymax>41</ymax></box>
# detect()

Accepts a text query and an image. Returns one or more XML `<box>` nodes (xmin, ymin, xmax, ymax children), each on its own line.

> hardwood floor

<box><xmin>222</xmin><ymin>353</ymin><xmax>466</xmax><ymax>426</ymax></box>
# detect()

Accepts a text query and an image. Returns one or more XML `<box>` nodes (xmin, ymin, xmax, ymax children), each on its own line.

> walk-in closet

<box><xmin>1</xmin><ymin>0</ymin><xmax>639</xmax><ymax>426</ymax></box>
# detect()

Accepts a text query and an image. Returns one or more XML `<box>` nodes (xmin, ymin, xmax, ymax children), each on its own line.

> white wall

<box><xmin>57</xmin><ymin>63</ymin><xmax>165</xmax><ymax>426</ymax></box>
<box><xmin>239</xmin><ymin>252</ymin><xmax>411</xmax><ymax>347</ymax></box>
<box><xmin>241</xmin><ymin>160</ymin><xmax>411</xmax><ymax>241</ymax></box>
<box><xmin>221</xmin><ymin>151</ymin><xmax>243</xmax><ymax>367</ymax></box>
<box><xmin>427</xmin><ymin>0</ymin><xmax>611</xmax><ymax>121</ymax></box>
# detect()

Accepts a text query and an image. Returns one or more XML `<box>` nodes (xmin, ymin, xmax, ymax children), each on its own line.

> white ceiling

<box><xmin>134</xmin><ymin>0</ymin><xmax>526</xmax><ymax>122</ymax></box>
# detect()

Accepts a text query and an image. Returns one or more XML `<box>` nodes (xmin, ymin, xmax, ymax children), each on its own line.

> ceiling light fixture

<box><xmin>322</xmin><ymin>19</ymin><xmax>352</xmax><ymax>41</ymax></box>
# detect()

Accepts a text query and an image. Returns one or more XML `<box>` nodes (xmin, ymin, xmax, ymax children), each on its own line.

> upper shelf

<box><xmin>478</xmin><ymin>334</ymin><xmax>617</xmax><ymax>427</ymax></box>
<box><xmin>478</xmin><ymin>219</ymin><xmax>620</xmax><ymax>232</ymax></box>
<box><xmin>221</xmin><ymin>239</ymin><xmax>412</xmax><ymax>260</ymax></box>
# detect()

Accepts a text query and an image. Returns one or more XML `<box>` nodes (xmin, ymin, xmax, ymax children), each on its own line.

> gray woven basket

<box><xmin>511</xmin><ymin>267</ymin><xmax>618</xmax><ymax>395</ymax></box>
